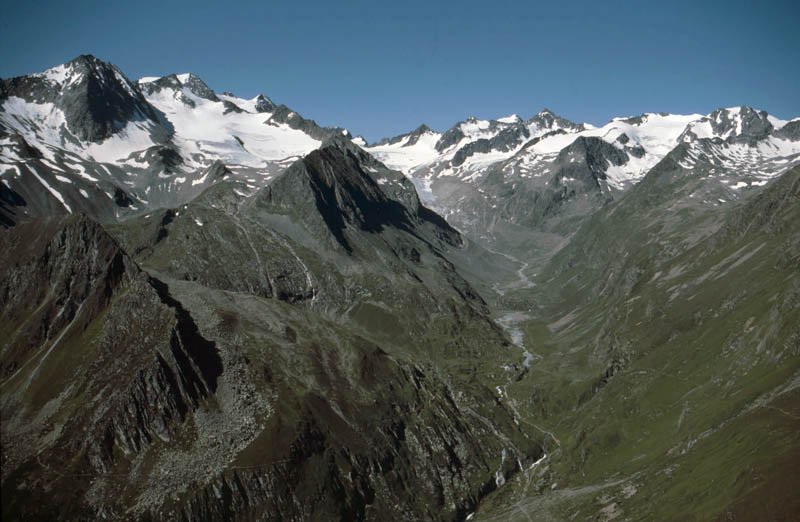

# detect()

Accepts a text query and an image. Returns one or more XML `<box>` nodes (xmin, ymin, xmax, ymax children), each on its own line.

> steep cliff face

<box><xmin>1</xmin><ymin>216</ymin><xmax>221</xmax><ymax>519</ymax></box>
<box><xmin>136</xmin><ymin>290</ymin><xmax>537</xmax><ymax>522</ymax></box>
<box><xmin>1</xmin><ymin>212</ymin><xmax>539</xmax><ymax>521</ymax></box>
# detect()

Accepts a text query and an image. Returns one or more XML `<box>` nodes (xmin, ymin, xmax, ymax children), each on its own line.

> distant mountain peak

<box><xmin>59</xmin><ymin>54</ymin><xmax>105</xmax><ymax>74</ymax></box>
<box><xmin>2</xmin><ymin>54</ymin><xmax>162</xmax><ymax>143</ymax></box>
<box><xmin>372</xmin><ymin>124</ymin><xmax>433</xmax><ymax>147</ymax></box>
<box><xmin>679</xmin><ymin>105</ymin><xmax>775</xmax><ymax>143</ymax></box>
<box><xmin>710</xmin><ymin>106</ymin><xmax>770</xmax><ymax>132</ymax></box>
<box><xmin>410</xmin><ymin>123</ymin><xmax>432</xmax><ymax>135</ymax></box>
<box><xmin>528</xmin><ymin>108</ymin><xmax>582</xmax><ymax>132</ymax></box>
<box><xmin>266</xmin><ymin>104</ymin><xmax>350</xmax><ymax>141</ymax></box>
<box><xmin>26</xmin><ymin>54</ymin><xmax>132</xmax><ymax>92</ymax></box>
<box><xmin>174</xmin><ymin>72</ymin><xmax>219</xmax><ymax>102</ymax></box>
<box><xmin>136</xmin><ymin>72</ymin><xmax>219</xmax><ymax>102</ymax></box>
<box><xmin>253</xmin><ymin>93</ymin><xmax>275</xmax><ymax>113</ymax></box>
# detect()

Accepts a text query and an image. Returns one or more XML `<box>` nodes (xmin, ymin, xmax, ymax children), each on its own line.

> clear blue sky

<box><xmin>2</xmin><ymin>0</ymin><xmax>798</xmax><ymax>142</ymax></box>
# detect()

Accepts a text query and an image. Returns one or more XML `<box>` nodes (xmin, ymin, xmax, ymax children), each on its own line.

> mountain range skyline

<box><xmin>3</xmin><ymin>53</ymin><xmax>795</xmax><ymax>231</ymax></box>
<box><xmin>5</xmin><ymin>54</ymin><xmax>798</xmax><ymax>146</ymax></box>
<box><xmin>2</xmin><ymin>0</ymin><xmax>798</xmax><ymax>142</ymax></box>
<box><xmin>5</xmin><ymin>55</ymin><xmax>799</xmax><ymax>146</ymax></box>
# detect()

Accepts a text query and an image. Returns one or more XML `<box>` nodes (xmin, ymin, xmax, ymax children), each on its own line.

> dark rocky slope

<box><xmin>1</xmin><ymin>215</ymin><xmax>222</xmax><ymax>519</ymax></box>
<box><xmin>2</xmin><ymin>181</ymin><xmax>540</xmax><ymax>521</ymax></box>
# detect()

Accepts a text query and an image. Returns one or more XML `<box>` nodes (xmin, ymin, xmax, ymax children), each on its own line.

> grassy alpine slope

<box><xmin>467</xmin><ymin>165</ymin><xmax>800</xmax><ymax>521</ymax></box>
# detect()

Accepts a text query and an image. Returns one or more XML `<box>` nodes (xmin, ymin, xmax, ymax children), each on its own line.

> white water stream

<box><xmin>490</xmin><ymin>250</ymin><xmax>538</xmax><ymax>367</ymax></box>
<box><xmin>496</xmin><ymin>311</ymin><xmax>536</xmax><ymax>368</ymax></box>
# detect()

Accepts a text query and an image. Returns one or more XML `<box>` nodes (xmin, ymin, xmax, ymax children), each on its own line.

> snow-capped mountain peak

<box><xmin>30</xmin><ymin>55</ymin><xmax>138</xmax><ymax>96</ymax></box>
<box><xmin>668</xmin><ymin>106</ymin><xmax>800</xmax><ymax>191</ymax></box>
<box><xmin>527</xmin><ymin>108</ymin><xmax>585</xmax><ymax>134</ymax></box>
<box><xmin>0</xmin><ymin>55</ymin><xmax>349</xmax><ymax>222</ymax></box>
<box><xmin>138</xmin><ymin>72</ymin><xmax>221</xmax><ymax>107</ymax></box>
<box><xmin>2</xmin><ymin>55</ymin><xmax>799</xmax><ymax>232</ymax></box>
<box><xmin>252</xmin><ymin>94</ymin><xmax>276</xmax><ymax>113</ymax></box>
<box><xmin>30</xmin><ymin>59</ymin><xmax>90</xmax><ymax>91</ymax></box>
<box><xmin>365</xmin><ymin>106</ymin><xmax>799</xmax><ymax>199</ymax></box>
<box><xmin>679</xmin><ymin>106</ymin><xmax>776</xmax><ymax>142</ymax></box>
<box><xmin>2</xmin><ymin>54</ymin><xmax>161</xmax><ymax>145</ymax></box>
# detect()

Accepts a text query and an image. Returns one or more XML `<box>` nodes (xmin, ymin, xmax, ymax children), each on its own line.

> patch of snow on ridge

<box><xmin>411</xmin><ymin>177</ymin><xmax>436</xmax><ymax>203</ymax></box>
<box><xmin>497</xmin><ymin>114</ymin><xmax>521</xmax><ymax>124</ymax></box>
<box><xmin>29</xmin><ymin>166</ymin><xmax>71</xmax><ymax>213</ymax></box>
<box><xmin>86</xmin><ymin>121</ymin><xmax>159</xmax><ymax>163</ymax></box>
<box><xmin>143</xmin><ymin>82</ymin><xmax>321</xmax><ymax>166</ymax></box>
<box><xmin>65</xmin><ymin>162</ymin><xmax>99</xmax><ymax>182</ymax></box>
<box><xmin>0</xmin><ymin>96</ymin><xmax>161</xmax><ymax>163</ymax></box>
<box><xmin>1</xmin><ymin>97</ymin><xmax>70</xmax><ymax>151</ymax></box>
<box><xmin>460</xmin><ymin>117</ymin><xmax>492</xmax><ymax>138</ymax></box>
<box><xmin>217</xmin><ymin>93</ymin><xmax>249</xmax><ymax>112</ymax></box>
<box><xmin>367</xmin><ymin>130</ymin><xmax>441</xmax><ymax>176</ymax></box>
<box><xmin>531</xmin><ymin>132</ymin><xmax>582</xmax><ymax>154</ymax></box>
<box><xmin>766</xmin><ymin>114</ymin><xmax>790</xmax><ymax>130</ymax></box>
<box><xmin>38</xmin><ymin>63</ymin><xmax>69</xmax><ymax>85</ymax></box>
<box><xmin>31</xmin><ymin>63</ymin><xmax>84</xmax><ymax>89</ymax></box>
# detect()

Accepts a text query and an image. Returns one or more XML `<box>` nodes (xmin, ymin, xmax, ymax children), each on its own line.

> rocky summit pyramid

<box><xmin>2</xmin><ymin>56</ymin><xmax>799</xmax><ymax>522</ymax></box>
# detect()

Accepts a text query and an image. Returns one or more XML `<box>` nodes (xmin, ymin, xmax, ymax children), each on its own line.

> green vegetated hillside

<box><xmin>468</xmin><ymin>165</ymin><xmax>800</xmax><ymax>521</ymax></box>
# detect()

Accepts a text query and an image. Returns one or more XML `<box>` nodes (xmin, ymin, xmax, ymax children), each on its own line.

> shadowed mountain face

<box><xmin>1</xmin><ymin>54</ymin><xmax>167</xmax><ymax>143</ymax></box>
<box><xmin>259</xmin><ymin>138</ymin><xmax>462</xmax><ymax>253</ymax></box>
<box><xmin>2</xmin><ymin>55</ymin><xmax>800</xmax><ymax>522</ymax></box>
